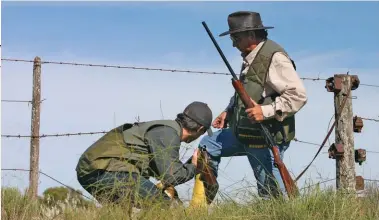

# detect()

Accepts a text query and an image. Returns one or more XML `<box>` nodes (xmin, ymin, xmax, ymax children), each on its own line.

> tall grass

<box><xmin>2</xmin><ymin>184</ymin><xmax>379</xmax><ymax>220</ymax></box>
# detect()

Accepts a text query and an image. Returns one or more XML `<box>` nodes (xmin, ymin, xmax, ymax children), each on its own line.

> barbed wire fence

<box><xmin>1</xmin><ymin>57</ymin><xmax>379</xmax><ymax>203</ymax></box>
<box><xmin>3</xmin><ymin>58</ymin><xmax>379</xmax><ymax>87</ymax></box>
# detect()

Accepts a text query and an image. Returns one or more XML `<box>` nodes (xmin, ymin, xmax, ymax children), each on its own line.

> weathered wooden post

<box><xmin>326</xmin><ymin>74</ymin><xmax>359</xmax><ymax>193</ymax></box>
<box><xmin>28</xmin><ymin>56</ymin><xmax>42</xmax><ymax>200</ymax></box>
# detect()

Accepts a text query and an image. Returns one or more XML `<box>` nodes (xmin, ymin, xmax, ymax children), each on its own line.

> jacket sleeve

<box><xmin>260</xmin><ymin>52</ymin><xmax>308</xmax><ymax>121</ymax></box>
<box><xmin>145</xmin><ymin>126</ymin><xmax>196</xmax><ymax>187</ymax></box>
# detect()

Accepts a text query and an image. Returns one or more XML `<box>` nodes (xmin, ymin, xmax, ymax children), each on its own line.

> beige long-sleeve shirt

<box><xmin>225</xmin><ymin>41</ymin><xmax>308</xmax><ymax>122</ymax></box>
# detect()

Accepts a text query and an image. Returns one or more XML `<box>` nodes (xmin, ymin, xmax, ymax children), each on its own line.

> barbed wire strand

<box><xmin>360</xmin><ymin>83</ymin><xmax>379</xmax><ymax>88</ymax></box>
<box><xmin>2</xmin><ymin>132</ymin><xmax>379</xmax><ymax>154</ymax></box>
<box><xmin>1</xmin><ymin>98</ymin><xmax>46</xmax><ymax>104</ymax></box>
<box><xmin>361</xmin><ymin>117</ymin><xmax>379</xmax><ymax>122</ymax></box>
<box><xmin>0</xmin><ymin>58</ymin><xmax>321</xmax><ymax>80</ymax></box>
<box><xmin>1</xmin><ymin>131</ymin><xmax>108</xmax><ymax>138</ymax></box>
<box><xmin>300</xmin><ymin>178</ymin><xmax>336</xmax><ymax>190</ymax></box>
<box><xmin>365</xmin><ymin>150</ymin><xmax>379</xmax><ymax>154</ymax></box>
<box><xmin>2</xmin><ymin>58</ymin><xmax>378</xmax><ymax>87</ymax></box>
<box><xmin>1</xmin><ymin>100</ymin><xmax>32</xmax><ymax>103</ymax></box>
<box><xmin>3</xmin><ymin>168</ymin><xmax>376</xmax><ymax>202</ymax></box>
<box><xmin>1</xmin><ymin>58</ymin><xmax>233</xmax><ymax>76</ymax></box>
<box><xmin>293</xmin><ymin>138</ymin><xmax>322</xmax><ymax>147</ymax></box>
<box><xmin>294</xmin><ymin>138</ymin><xmax>379</xmax><ymax>154</ymax></box>
<box><xmin>300</xmin><ymin>177</ymin><xmax>379</xmax><ymax>190</ymax></box>
<box><xmin>1</xmin><ymin>115</ymin><xmax>377</xmax><ymax>139</ymax></box>
<box><xmin>1</xmin><ymin>168</ymin><xmax>94</xmax><ymax>201</ymax></box>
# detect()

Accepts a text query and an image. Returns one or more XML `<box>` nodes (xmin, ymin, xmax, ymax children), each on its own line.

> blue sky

<box><xmin>1</xmin><ymin>1</ymin><xmax>379</xmax><ymax>203</ymax></box>
<box><xmin>3</xmin><ymin>1</ymin><xmax>379</xmax><ymax>67</ymax></box>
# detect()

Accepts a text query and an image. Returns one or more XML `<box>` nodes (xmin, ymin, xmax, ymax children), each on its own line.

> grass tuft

<box><xmin>2</xmin><ymin>183</ymin><xmax>378</xmax><ymax>220</ymax></box>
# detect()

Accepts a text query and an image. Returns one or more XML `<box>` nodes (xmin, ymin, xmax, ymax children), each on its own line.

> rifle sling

<box><xmin>295</xmin><ymin>87</ymin><xmax>352</xmax><ymax>182</ymax></box>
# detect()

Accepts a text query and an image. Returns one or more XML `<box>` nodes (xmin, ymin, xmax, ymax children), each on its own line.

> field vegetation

<box><xmin>2</xmin><ymin>182</ymin><xmax>378</xmax><ymax>220</ymax></box>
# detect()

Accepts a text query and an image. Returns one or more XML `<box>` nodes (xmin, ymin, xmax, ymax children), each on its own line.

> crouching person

<box><xmin>75</xmin><ymin>101</ymin><xmax>213</xmax><ymax>208</ymax></box>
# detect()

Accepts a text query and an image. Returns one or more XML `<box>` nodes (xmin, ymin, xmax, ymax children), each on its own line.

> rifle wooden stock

<box><xmin>271</xmin><ymin>144</ymin><xmax>299</xmax><ymax>198</ymax></box>
<box><xmin>202</xmin><ymin>21</ymin><xmax>299</xmax><ymax>199</ymax></box>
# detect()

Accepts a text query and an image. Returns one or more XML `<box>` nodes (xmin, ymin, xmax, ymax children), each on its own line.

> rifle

<box><xmin>201</xmin><ymin>21</ymin><xmax>299</xmax><ymax>199</ymax></box>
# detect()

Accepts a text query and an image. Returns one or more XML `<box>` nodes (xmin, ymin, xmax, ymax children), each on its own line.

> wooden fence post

<box><xmin>334</xmin><ymin>74</ymin><xmax>356</xmax><ymax>192</ymax></box>
<box><xmin>28</xmin><ymin>56</ymin><xmax>42</xmax><ymax>200</ymax></box>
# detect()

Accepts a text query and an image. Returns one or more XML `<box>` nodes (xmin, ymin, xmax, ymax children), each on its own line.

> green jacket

<box><xmin>76</xmin><ymin>120</ymin><xmax>196</xmax><ymax>186</ymax></box>
<box><xmin>228</xmin><ymin>39</ymin><xmax>296</xmax><ymax>148</ymax></box>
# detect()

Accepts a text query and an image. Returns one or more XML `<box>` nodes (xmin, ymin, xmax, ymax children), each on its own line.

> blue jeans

<box><xmin>77</xmin><ymin>170</ymin><xmax>171</xmax><ymax>207</ymax></box>
<box><xmin>198</xmin><ymin>128</ymin><xmax>290</xmax><ymax>201</ymax></box>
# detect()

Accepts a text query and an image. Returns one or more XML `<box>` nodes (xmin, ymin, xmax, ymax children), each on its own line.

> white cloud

<box><xmin>1</xmin><ymin>48</ymin><xmax>378</xmax><ymax>204</ymax></box>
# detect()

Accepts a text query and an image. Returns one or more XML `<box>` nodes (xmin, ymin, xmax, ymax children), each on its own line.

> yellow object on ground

<box><xmin>189</xmin><ymin>173</ymin><xmax>207</xmax><ymax>208</ymax></box>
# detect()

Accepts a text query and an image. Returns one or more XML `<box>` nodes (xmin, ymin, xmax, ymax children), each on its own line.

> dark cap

<box><xmin>183</xmin><ymin>101</ymin><xmax>213</xmax><ymax>136</ymax></box>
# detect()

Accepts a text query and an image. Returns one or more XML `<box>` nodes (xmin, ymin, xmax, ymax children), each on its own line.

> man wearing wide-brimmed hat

<box><xmin>197</xmin><ymin>11</ymin><xmax>308</xmax><ymax>203</ymax></box>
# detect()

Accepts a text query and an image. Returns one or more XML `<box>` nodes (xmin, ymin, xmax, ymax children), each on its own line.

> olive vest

<box><xmin>228</xmin><ymin>39</ymin><xmax>296</xmax><ymax>148</ymax></box>
<box><xmin>76</xmin><ymin>120</ymin><xmax>182</xmax><ymax>178</ymax></box>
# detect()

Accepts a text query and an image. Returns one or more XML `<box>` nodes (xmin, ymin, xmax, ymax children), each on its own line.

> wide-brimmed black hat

<box><xmin>219</xmin><ymin>11</ymin><xmax>274</xmax><ymax>37</ymax></box>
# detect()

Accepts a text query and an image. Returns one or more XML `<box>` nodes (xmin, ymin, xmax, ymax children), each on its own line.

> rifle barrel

<box><xmin>201</xmin><ymin>21</ymin><xmax>238</xmax><ymax>80</ymax></box>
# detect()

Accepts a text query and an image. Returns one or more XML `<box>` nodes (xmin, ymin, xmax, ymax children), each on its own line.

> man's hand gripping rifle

<box><xmin>201</xmin><ymin>21</ymin><xmax>299</xmax><ymax>199</ymax></box>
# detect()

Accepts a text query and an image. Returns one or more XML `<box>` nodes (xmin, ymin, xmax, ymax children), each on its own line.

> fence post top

<box><xmin>34</xmin><ymin>56</ymin><xmax>41</xmax><ymax>62</ymax></box>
